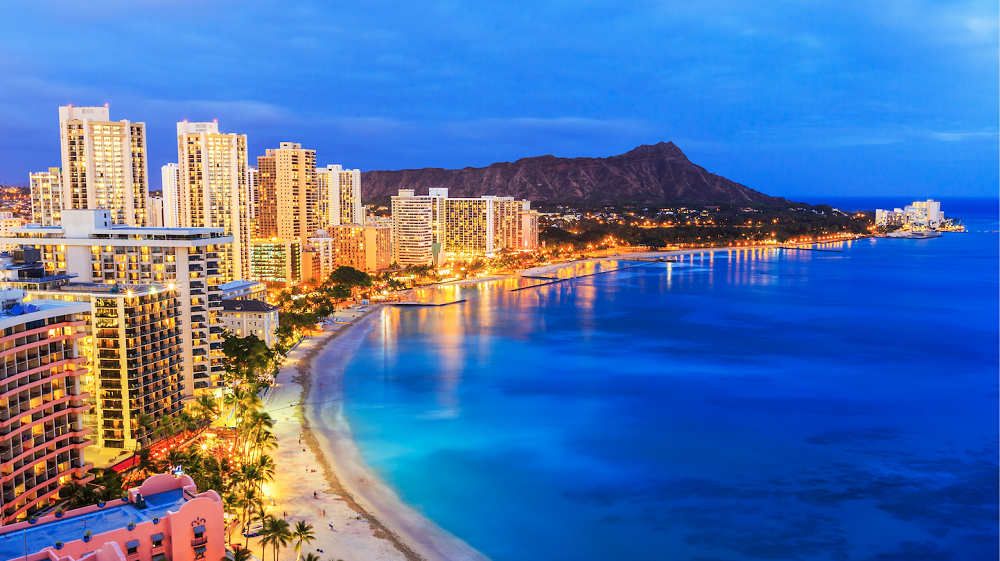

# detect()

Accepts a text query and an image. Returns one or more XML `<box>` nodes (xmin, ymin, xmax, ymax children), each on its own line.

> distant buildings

<box><xmin>58</xmin><ymin>106</ymin><xmax>149</xmax><ymax>227</ymax></box>
<box><xmin>876</xmin><ymin>199</ymin><xmax>945</xmax><ymax>229</ymax></box>
<box><xmin>29</xmin><ymin>168</ymin><xmax>62</xmax><ymax>226</ymax></box>
<box><xmin>147</xmin><ymin>193</ymin><xmax>164</xmax><ymax>227</ymax></box>
<box><xmin>390</xmin><ymin>188</ymin><xmax>538</xmax><ymax>266</ymax></box>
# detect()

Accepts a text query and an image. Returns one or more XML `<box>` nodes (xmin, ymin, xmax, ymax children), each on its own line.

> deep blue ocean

<box><xmin>341</xmin><ymin>198</ymin><xmax>999</xmax><ymax>560</ymax></box>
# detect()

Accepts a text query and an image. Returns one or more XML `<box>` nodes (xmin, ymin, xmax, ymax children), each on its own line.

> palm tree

<box><xmin>177</xmin><ymin>410</ymin><xmax>198</xmax><ymax>439</ymax></box>
<box><xmin>223</xmin><ymin>492</ymin><xmax>240</xmax><ymax>542</ymax></box>
<box><xmin>301</xmin><ymin>554</ymin><xmax>320</xmax><ymax>561</ymax></box>
<box><xmin>192</xmin><ymin>394</ymin><xmax>220</xmax><ymax>427</ymax></box>
<box><xmin>261</xmin><ymin>517</ymin><xmax>291</xmax><ymax>561</ymax></box>
<box><xmin>291</xmin><ymin>521</ymin><xmax>315</xmax><ymax>561</ymax></box>
<box><xmin>227</xmin><ymin>549</ymin><xmax>253</xmax><ymax>561</ymax></box>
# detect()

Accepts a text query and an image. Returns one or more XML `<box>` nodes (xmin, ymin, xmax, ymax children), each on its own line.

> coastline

<box><xmin>263</xmin><ymin>307</ymin><xmax>489</xmax><ymax>561</ymax></box>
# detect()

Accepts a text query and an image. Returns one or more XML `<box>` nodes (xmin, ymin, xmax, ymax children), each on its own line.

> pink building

<box><xmin>0</xmin><ymin>474</ymin><xmax>224</xmax><ymax>561</ymax></box>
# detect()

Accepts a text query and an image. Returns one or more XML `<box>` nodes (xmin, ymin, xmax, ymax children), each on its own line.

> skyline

<box><xmin>0</xmin><ymin>1</ymin><xmax>997</xmax><ymax>197</ymax></box>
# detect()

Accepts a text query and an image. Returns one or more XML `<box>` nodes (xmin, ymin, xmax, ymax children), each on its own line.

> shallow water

<box><xmin>339</xmin><ymin>200</ymin><xmax>998</xmax><ymax>560</ymax></box>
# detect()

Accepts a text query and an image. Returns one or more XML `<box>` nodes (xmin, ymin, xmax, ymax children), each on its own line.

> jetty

<box><xmin>394</xmin><ymin>299</ymin><xmax>468</xmax><ymax>307</ymax></box>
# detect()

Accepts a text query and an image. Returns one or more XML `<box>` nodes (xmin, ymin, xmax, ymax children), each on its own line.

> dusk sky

<box><xmin>1</xmin><ymin>0</ymin><xmax>996</xmax><ymax>197</ymax></box>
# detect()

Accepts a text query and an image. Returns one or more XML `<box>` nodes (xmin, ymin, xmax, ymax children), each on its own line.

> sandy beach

<box><xmin>258</xmin><ymin>307</ymin><xmax>488</xmax><ymax>561</ymax></box>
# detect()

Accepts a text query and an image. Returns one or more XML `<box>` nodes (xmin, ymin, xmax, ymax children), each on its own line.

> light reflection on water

<box><xmin>346</xmin><ymin>234</ymin><xmax>998</xmax><ymax>561</ymax></box>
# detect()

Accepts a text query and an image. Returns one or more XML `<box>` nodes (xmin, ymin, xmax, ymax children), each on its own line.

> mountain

<box><xmin>360</xmin><ymin>142</ymin><xmax>784</xmax><ymax>206</ymax></box>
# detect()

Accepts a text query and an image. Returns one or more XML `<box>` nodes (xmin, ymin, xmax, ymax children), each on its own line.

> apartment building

<box><xmin>29</xmin><ymin>168</ymin><xmax>63</xmax><ymax>227</ymax></box>
<box><xmin>58</xmin><ymin>106</ymin><xmax>149</xmax><ymax>227</ymax></box>
<box><xmin>254</xmin><ymin>143</ymin><xmax>318</xmax><ymax>242</ymax></box>
<box><xmin>173</xmin><ymin>122</ymin><xmax>251</xmax><ymax>282</ymax></box>
<box><xmin>317</xmin><ymin>165</ymin><xmax>363</xmax><ymax>227</ymax></box>
<box><xmin>0</xmin><ymin>210</ymin><xmax>232</xmax><ymax>397</ymax></box>
<box><xmin>0</xmin><ymin>292</ymin><xmax>93</xmax><ymax>524</ymax></box>
<box><xmin>0</xmin><ymin>474</ymin><xmax>224</xmax><ymax>561</ymax></box>
<box><xmin>0</xmin><ymin>213</ymin><xmax>26</xmax><ymax>252</ymax></box>
<box><xmin>160</xmin><ymin>163</ymin><xmax>181</xmax><ymax>228</ymax></box>
<box><xmin>219</xmin><ymin>300</ymin><xmax>280</xmax><ymax>347</ymax></box>
<box><xmin>249</xmin><ymin>239</ymin><xmax>301</xmax><ymax>286</ymax></box>
<box><xmin>309</xmin><ymin>225</ymin><xmax>391</xmax><ymax>275</ymax></box>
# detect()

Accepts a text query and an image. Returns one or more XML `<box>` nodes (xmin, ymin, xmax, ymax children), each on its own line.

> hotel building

<box><xmin>58</xmin><ymin>106</ymin><xmax>149</xmax><ymax>227</ymax></box>
<box><xmin>876</xmin><ymin>199</ymin><xmax>945</xmax><ymax>229</ymax></box>
<box><xmin>147</xmin><ymin>194</ymin><xmax>163</xmax><ymax>228</ymax></box>
<box><xmin>219</xmin><ymin>300</ymin><xmax>280</xmax><ymax>347</ymax></box>
<box><xmin>254</xmin><ymin>143</ymin><xmax>318</xmax><ymax>243</ymax></box>
<box><xmin>0</xmin><ymin>474</ymin><xmax>224</xmax><ymax>561</ymax></box>
<box><xmin>173</xmin><ymin>122</ymin><xmax>251</xmax><ymax>282</ymax></box>
<box><xmin>249</xmin><ymin>239</ymin><xmax>301</xmax><ymax>287</ymax></box>
<box><xmin>25</xmin><ymin>284</ymin><xmax>185</xmax><ymax>452</ymax></box>
<box><xmin>0</xmin><ymin>213</ymin><xmax>26</xmax><ymax>252</ymax></box>
<box><xmin>309</xmin><ymin>225</ymin><xmax>391</xmax><ymax>275</ymax></box>
<box><xmin>0</xmin><ymin>292</ymin><xmax>93</xmax><ymax>524</ymax></box>
<box><xmin>29</xmin><ymin>168</ymin><xmax>63</xmax><ymax>227</ymax></box>
<box><xmin>160</xmin><ymin>163</ymin><xmax>181</xmax><ymax>228</ymax></box>
<box><xmin>390</xmin><ymin>189</ymin><xmax>445</xmax><ymax>266</ymax></box>
<box><xmin>390</xmin><ymin>188</ymin><xmax>537</xmax><ymax>265</ymax></box>
<box><xmin>0</xmin><ymin>210</ymin><xmax>232</xmax><ymax>397</ymax></box>
<box><xmin>317</xmin><ymin>165</ymin><xmax>363</xmax><ymax>227</ymax></box>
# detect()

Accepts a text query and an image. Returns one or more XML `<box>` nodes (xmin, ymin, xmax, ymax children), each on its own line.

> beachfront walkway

<box><xmin>256</xmin><ymin>325</ymin><xmax>410</xmax><ymax>561</ymax></box>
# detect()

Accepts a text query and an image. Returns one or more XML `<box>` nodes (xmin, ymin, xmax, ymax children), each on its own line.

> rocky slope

<box><xmin>360</xmin><ymin>142</ymin><xmax>783</xmax><ymax>205</ymax></box>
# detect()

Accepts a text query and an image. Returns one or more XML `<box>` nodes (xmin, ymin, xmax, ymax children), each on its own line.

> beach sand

<box><xmin>259</xmin><ymin>307</ymin><xmax>488</xmax><ymax>561</ymax></box>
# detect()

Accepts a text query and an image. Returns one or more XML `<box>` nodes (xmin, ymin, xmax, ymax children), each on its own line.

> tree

<box><xmin>291</xmin><ymin>521</ymin><xmax>316</xmax><ymax>561</ymax></box>
<box><xmin>301</xmin><ymin>554</ymin><xmax>321</xmax><ymax>561</ymax></box>
<box><xmin>192</xmin><ymin>394</ymin><xmax>221</xmax><ymax>426</ymax></box>
<box><xmin>326</xmin><ymin>266</ymin><xmax>372</xmax><ymax>289</ymax></box>
<box><xmin>261</xmin><ymin>517</ymin><xmax>291</xmax><ymax>561</ymax></box>
<box><xmin>228</xmin><ymin>549</ymin><xmax>253</xmax><ymax>561</ymax></box>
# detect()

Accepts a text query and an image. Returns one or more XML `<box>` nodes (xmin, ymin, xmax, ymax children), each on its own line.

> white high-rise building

<box><xmin>175</xmin><ymin>121</ymin><xmax>251</xmax><ymax>282</ymax></box>
<box><xmin>148</xmin><ymin>193</ymin><xmax>164</xmax><ymax>227</ymax></box>
<box><xmin>161</xmin><ymin>163</ymin><xmax>181</xmax><ymax>227</ymax></box>
<box><xmin>58</xmin><ymin>105</ymin><xmax>149</xmax><ymax>226</ymax></box>
<box><xmin>29</xmin><ymin>167</ymin><xmax>63</xmax><ymax>226</ymax></box>
<box><xmin>391</xmin><ymin>189</ymin><xmax>446</xmax><ymax>266</ymax></box>
<box><xmin>317</xmin><ymin>165</ymin><xmax>363</xmax><ymax>227</ymax></box>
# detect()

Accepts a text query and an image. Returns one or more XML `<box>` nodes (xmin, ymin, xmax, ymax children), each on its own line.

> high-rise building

<box><xmin>310</xmin><ymin>225</ymin><xmax>391</xmax><ymax>275</ymax></box>
<box><xmin>219</xmin><ymin>300</ymin><xmax>280</xmax><ymax>347</ymax></box>
<box><xmin>317</xmin><ymin>165</ymin><xmax>363</xmax><ymax>227</ymax></box>
<box><xmin>247</xmin><ymin>166</ymin><xmax>258</xmax><ymax>221</ymax></box>
<box><xmin>29</xmin><ymin>168</ymin><xmax>63</xmax><ymax>226</ymax></box>
<box><xmin>390</xmin><ymin>189</ymin><xmax>446</xmax><ymax>266</ymax></box>
<box><xmin>521</xmin><ymin>208</ymin><xmax>540</xmax><ymax>249</ymax></box>
<box><xmin>250</xmin><ymin>239</ymin><xmax>301</xmax><ymax>286</ymax></box>
<box><xmin>58</xmin><ymin>106</ymin><xmax>149</xmax><ymax>227</ymax></box>
<box><xmin>390</xmin><ymin>188</ymin><xmax>537</xmax><ymax>264</ymax></box>
<box><xmin>0</xmin><ymin>210</ymin><xmax>233</xmax><ymax>396</ymax></box>
<box><xmin>148</xmin><ymin>193</ymin><xmax>164</xmax><ymax>227</ymax></box>
<box><xmin>0</xmin><ymin>290</ymin><xmax>93</xmax><ymax>524</ymax></box>
<box><xmin>254</xmin><ymin>143</ymin><xmax>318</xmax><ymax>243</ymax></box>
<box><xmin>175</xmin><ymin>122</ymin><xmax>251</xmax><ymax>282</ymax></box>
<box><xmin>160</xmin><ymin>163</ymin><xmax>181</xmax><ymax>228</ymax></box>
<box><xmin>25</xmin><ymin>283</ymin><xmax>184</xmax><ymax>452</ymax></box>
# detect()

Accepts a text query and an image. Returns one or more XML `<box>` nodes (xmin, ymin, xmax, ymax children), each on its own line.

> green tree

<box><xmin>291</xmin><ymin>520</ymin><xmax>316</xmax><ymax>561</ymax></box>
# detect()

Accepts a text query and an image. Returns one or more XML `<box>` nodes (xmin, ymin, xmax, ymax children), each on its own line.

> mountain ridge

<box><xmin>360</xmin><ymin>142</ymin><xmax>785</xmax><ymax>205</ymax></box>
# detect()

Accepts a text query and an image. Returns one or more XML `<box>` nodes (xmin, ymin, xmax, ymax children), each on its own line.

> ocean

<box><xmin>338</xmin><ymin>198</ymin><xmax>999</xmax><ymax>560</ymax></box>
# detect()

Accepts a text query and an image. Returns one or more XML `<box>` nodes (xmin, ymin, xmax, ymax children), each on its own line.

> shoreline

<box><xmin>263</xmin><ymin>306</ymin><xmax>488</xmax><ymax>561</ymax></box>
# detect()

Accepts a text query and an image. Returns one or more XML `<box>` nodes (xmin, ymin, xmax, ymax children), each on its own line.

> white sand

<box><xmin>259</xmin><ymin>308</ymin><xmax>488</xmax><ymax>561</ymax></box>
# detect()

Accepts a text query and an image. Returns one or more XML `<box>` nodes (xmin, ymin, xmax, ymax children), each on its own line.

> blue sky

<box><xmin>1</xmin><ymin>0</ymin><xmax>996</xmax><ymax>197</ymax></box>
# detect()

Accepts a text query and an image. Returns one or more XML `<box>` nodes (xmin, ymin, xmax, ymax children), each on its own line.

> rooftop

<box><xmin>0</xmin><ymin>489</ymin><xmax>186</xmax><ymax>561</ymax></box>
<box><xmin>220</xmin><ymin>299</ymin><xmax>278</xmax><ymax>312</ymax></box>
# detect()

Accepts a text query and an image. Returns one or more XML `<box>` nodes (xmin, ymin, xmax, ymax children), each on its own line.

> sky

<box><xmin>0</xmin><ymin>0</ymin><xmax>997</xmax><ymax>197</ymax></box>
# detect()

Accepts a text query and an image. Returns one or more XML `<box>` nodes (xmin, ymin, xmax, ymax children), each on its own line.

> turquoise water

<box><xmin>341</xmin><ymin>200</ymin><xmax>998</xmax><ymax>560</ymax></box>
